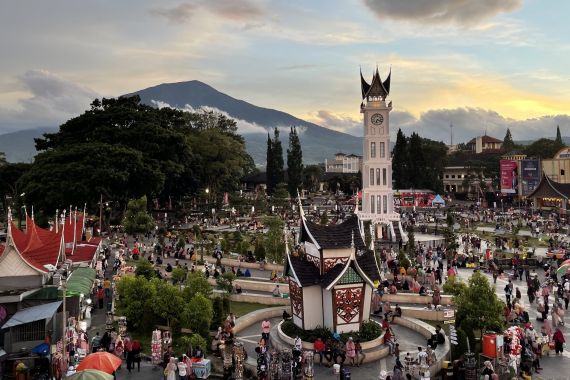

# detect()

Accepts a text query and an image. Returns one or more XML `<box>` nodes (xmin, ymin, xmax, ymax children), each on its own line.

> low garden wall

<box><xmin>381</xmin><ymin>293</ymin><xmax>453</xmax><ymax>306</ymax></box>
<box><xmin>207</xmin><ymin>277</ymin><xmax>290</xmax><ymax>293</ymax></box>
<box><xmin>393</xmin><ymin>316</ymin><xmax>450</xmax><ymax>377</ymax></box>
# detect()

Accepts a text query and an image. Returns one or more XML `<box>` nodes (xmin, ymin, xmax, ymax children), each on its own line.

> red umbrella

<box><xmin>76</xmin><ymin>352</ymin><xmax>122</xmax><ymax>374</ymax></box>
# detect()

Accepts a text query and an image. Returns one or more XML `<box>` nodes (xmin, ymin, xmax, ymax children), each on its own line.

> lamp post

<box><xmin>59</xmin><ymin>277</ymin><xmax>67</xmax><ymax>366</ymax></box>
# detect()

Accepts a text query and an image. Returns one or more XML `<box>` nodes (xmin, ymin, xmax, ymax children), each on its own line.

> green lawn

<box><xmin>229</xmin><ymin>301</ymin><xmax>268</xmax><ymax>318</ymax></box>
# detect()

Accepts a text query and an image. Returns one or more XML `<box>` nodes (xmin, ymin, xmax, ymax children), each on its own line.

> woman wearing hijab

<box><xmin>481</xmin><ymin>360</ymin><xmax>494</xmax><ymax>379</ymax></box>
<box><xmin>164</xmin><ymin>357</ymin><xmax>177</xmax><ymax>380</ymax></box>
<box><xmin>553</xmin><ymin>327</ymin><xmax>566</xmax><ymax>355</ymax></box>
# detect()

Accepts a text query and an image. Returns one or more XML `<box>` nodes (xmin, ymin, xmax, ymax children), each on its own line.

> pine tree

<box><xmin>272</xmin><ymin>128</ymin><xmax>285</xmax><ymax>186</ymax></box>
<box><xmin>408</xmin><ymin>132</ymin><xmax>426</xmax><ymax>188</ymax></box>
<box><xmin>287</xmin><ymin>127</ymin><xmax>304</xmax><ymax>197</ymax></box>
<box><xmin>266</xmin><ymin>132</ymin><xmax>275</xmax><ymax>194</ymax></box>
<box><xmin>503</xmin><ymin>128</ymin><xmax>515</xmax><ymax>151</ymax></box>
<box><xmin>555</xmin><ymin>125</ymin><xmax>563</xmax><ymax>145</ymax></box>
<box><xmin>392</xmin><ymin>129</ymin><xmax>409</xmax><ymax>188</ymax></box>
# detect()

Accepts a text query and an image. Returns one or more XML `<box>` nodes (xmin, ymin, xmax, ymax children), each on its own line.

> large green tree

<box><xmin>455</xmin><ymin>271</ymin><xmax>505</xmax><ymax>345</ymax></box>
<box><xmin>524</xmin><ymin>138</ymin><xmax>565</xmax><ymax>159</ymax></box>
<box><xmin>302</xmin><ymin>165</ymin><xmax>324</xmax><ymax>193</ymax></box>
<box><xmin>272</xmin><ymin>128</ymin><xmax>284</xmax><ymax>189</ymax></box>
<box><xmin>19</xmin><ymin>96</ymin><xmax>253</xmax><ymax>214</ymax></box>
<box><xmin>266</xmin><ymin>133</ymin><xmax>275</xmax><ymax>194</ymax></box>
<box><xmin>556</xmin><ymin>125</ymin><xmax>563</xmax><ymax>145</ymax></box>
<box><xmin>0</xmin><ymin>162</ymin><xmax>31</xmax><ymax>217</ymax></box>
<box><xmin>19</xmin><ymin>143</ymin><xmax>156</xmax><ymax>213</ymax></box>
<box><xmin>187</xmin><ymin>129</ymin><xmax>254</xmax><ymax>198</ymax></box>
<box><xmin>503</xmin><ymin>128</ymin><xmax>515</xmax><ymax>151</ymax></box>
<box><xmin>420</xmin><ymin>137</ymin><xmax>447</xmax><ymax>193</ymax></box>
<box><xmin>392</xmin><ymin>129</ymin><xmax>409</xmax><ymax>188</ymax></box>
<box><xmin>407</xmin><ymin>132</ymin><xmax>426</xmax><ymax>188</ymax></box>
<box><xmin>122</xmin><ymin>196</ymin><xmax>155</xmax><ymax>234</ymax></box>
<box><xmin>287</xmin><ymin>127</ymin><xmax>304</xmax><ymax>197</ymax></box>
<box><xmin>262</xmin><ymin>216</ymin><xmax>285</xmax><ymax>263</ymax></box>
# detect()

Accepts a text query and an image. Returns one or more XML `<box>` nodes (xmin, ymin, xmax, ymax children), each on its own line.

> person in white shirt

<box><xmin>563</xmin><ymin>279</ymin><xmax>570</xmax><ymax>310</ymax></box>
<box><xmin>416</xmin><ymin>346</ymin><xmax>428</xmax><ymax>365</ymax></box>
<box><xmin>177</xmin><ymin>356</ymin><xmax>188</xmax><ymax>380</ymax></box>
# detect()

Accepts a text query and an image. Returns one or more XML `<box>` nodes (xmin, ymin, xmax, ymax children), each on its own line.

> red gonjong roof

<box><xmin>10</xmin><ymin>220</ymin><xmax>63</xmax><ymax>273</ymax></box>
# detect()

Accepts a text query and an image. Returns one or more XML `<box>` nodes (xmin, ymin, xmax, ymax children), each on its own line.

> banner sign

<box><xmin>521</xmin><ymin>159</ymin><xmax>541</xmax><ymax>196</ymax></box>
<box><xmin>500</xmin><ymin>159</ymin><xmax>518</xmax><ymax>194</ymax></box>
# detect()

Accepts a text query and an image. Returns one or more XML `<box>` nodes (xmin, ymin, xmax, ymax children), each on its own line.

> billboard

<box><xmin>521</xmin><ymin>159</ymin><xmax>541</xmax><ymax>196</ymax></box>
<box><xmin>500</xmin><ymin>159</ymin><xmax>518</xmax><ymax>194</ymax></box>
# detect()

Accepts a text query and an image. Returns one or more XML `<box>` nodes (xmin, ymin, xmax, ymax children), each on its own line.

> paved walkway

<box><xmin>235</xmin><ymin>317</ymin><xmax>428</xmax><ymax>379</ymax></box>
<box><xmin>455</xmin><ymin>267</ymin><xmax>570</xmax><ymax>380</ymax></box>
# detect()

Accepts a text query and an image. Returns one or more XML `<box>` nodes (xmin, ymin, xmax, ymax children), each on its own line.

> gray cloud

<box><xmin>151</xmin><ymin>1</ymin><xmax>263</xmax><ymax>24</ymax></box>
<box><xmin>313</xmin><ymin>110</ymin><xmax>363</xmax><ymax>136</ymax></box>
<box><xmin>363</xmin><ymin>0</ymin><xmax>522</xmax><ymax>25</ymax></box>
<box><xmin>0</xmin><ymin>70</ymin><xmax>98</xmax><ymax>133</ymax></box>
<box><xmin>393</xmin><ymin>107</ymin><xmax>570</xmax><ymax>144</ymax></box>
<box><xmin>149</xmin><ymin>3</ymin><xmax>196</xmax><ymax>24</ymax></box>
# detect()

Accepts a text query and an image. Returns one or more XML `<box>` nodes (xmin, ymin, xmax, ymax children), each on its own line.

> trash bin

<box><xmin>340</xmin><ymin>367</ymin><xmax>351</xmax><ymax>380</ymax></box>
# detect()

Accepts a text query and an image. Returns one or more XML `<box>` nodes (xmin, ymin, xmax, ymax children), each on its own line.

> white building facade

<box><xmin>358</xmin><ymin>68</ymin><xmax>400</xmax><ymax>225</ymax></box>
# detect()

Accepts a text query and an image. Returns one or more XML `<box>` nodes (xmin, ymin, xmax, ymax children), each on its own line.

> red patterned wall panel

<box><xmin>289</xmin><ymin>279</ymin><xmax>303</xmax><ymax>318</ymax></box>
<box><xmin>334</xmin><ymin>287</ymin><xmax>363</xmax><ymax>324</ymax></box>
<box><xmin>323</xmin><ymin>257</ymin><xmax>349</xmax><ymax>272</ymax></box>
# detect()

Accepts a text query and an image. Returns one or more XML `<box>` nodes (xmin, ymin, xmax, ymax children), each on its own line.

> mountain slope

<box><xmin>0</xmin><ymin>127</ymin><xmax>56</xmax><ymax>163</ymax></box>
<box><xmin>127</xmin><ymin>80</ymin><xmax>362</xmax><ymax>164</ymax></box>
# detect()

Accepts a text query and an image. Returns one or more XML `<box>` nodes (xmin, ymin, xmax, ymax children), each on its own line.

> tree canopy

<box><xmin>287</xmin><ymin>127</ymin><xmax>303</xmax><ymax>197</ymax></box>
<box><xmin>18</xmin><ymin>96</ymin><xmax>253</xmax><ymax>214</ymax></box>
<box><xmin>392</xmin><ymin>130</ymin><xmax>447</xmax><ymax>192</ymax></box>
<box><xmin>503</xmin><ymin>128</ymin><xmax>515</xmax><ymax>151</ymax></box>
<box><xmin>523</xmin><ymin>138</ymin><xmax>565</xmax><ymax>159</ymax></box>
<box><xmin>455</xmin><ymin>271</ymin><xmax>505</xmax><ymax>339</ymax></box>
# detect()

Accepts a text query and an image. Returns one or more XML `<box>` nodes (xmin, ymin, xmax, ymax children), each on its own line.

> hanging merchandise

<box><xmin>151</xmin><ymin>329</ymin><xmax>162</xmax><ymax>365</ymax></box>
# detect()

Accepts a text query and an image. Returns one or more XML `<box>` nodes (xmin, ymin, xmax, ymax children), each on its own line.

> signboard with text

<box><xmin>521</xmin><ymin>159</ymin><xmax>541</xmax><ymax>196</ymax></box>
<box><xmin>500</xmin><ymin>159</ymin><xmax>518</xmax><ymax>194</ymax></box>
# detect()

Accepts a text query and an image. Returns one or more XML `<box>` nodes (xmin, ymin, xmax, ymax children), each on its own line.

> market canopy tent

<box><xmin>431</xmin><ymin>194</ymin><xmax>445</xmax><ymax>206</ymax></box>
<box><xmin>66</xmin><ymin>267</ymin><xmax>96</xmax><ymax>297</ymax></box>
<box><xmin>1</xmin><ymin>301</ymin><xmax>61</xmax><ymax>329</ymax></box>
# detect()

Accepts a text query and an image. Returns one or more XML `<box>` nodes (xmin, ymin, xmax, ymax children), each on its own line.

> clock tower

<box><xmin>359</xmin><ymin>67</ymin><xmax>400</xmax><ymax>229</ymax></box>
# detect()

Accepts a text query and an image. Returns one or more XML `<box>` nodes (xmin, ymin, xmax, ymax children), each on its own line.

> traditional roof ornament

<box><xmin>360</xmin><ymin>67</ymin><xmax>391</xmax><ymax>101</ymax></box>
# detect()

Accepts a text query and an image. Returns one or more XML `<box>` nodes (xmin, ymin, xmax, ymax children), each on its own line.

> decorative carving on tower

<box><xmin>359</xmin><ymin>67</ymin><xmax>400</xmax><ymax>224</ymax></box>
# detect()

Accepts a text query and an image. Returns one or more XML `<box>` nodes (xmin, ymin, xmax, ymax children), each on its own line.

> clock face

<box><xmin>371</xmin><ymin>113</ymin><xmax>384</xmax><ymax>125</ymax></box>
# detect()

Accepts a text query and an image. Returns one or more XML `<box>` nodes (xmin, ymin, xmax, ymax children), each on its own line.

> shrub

<box><xmin>216</xmin><ymin>272</ymin><xmax>236</xmax><ymax>293</ymax></box>
<box><xmin>358</xmin><ymin>320</ymin><xmax>382</xmax><ymax>342</ymax></box>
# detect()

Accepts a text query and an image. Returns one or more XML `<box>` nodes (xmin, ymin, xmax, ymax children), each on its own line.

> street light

<box><xmin>59</xmin><ymin>277</ymin><xmax>68</xmax><ymax>366</ymax></box>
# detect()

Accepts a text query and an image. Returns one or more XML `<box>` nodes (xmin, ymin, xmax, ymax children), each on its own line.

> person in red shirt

<box><xmin>97</xmin><ymin>286</ymin><xmax>104</xmax><ymax>309</ymax></box>
<box><xmin>313</xmin><ymin>338</ymin><xmax>325</xmax><ymax>365</ymax></box>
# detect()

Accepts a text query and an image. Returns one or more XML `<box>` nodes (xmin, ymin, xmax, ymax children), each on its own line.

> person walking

<box><xmin>553</xmin><ymin>327</ymin><xmax>565</xmax><ymax>355</ymax></box>
<box><xmin>504</xmin><ymin>280</ymin><xmax>513</xmax><ymax>304</ymax></box>
<box><xmin>261</xmin><ymin>318</ymin><xmax>271</xmax><ymax>344</ymax></box>
<box><xmin>164</xmin><ymin>357</ymin><xmax>177</xmax><ymax>380</ymax></box>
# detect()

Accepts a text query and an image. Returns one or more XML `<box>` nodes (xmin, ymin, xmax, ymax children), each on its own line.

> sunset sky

<box><xmin>1</xmin><ymin>0</ymin><xmax>569</xmax><ymax>143</ymax></box>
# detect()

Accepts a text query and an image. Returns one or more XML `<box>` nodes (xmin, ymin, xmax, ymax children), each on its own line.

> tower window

<box><xmin>370</xmin><ymin>195</ymin><xmax>375</xmax><ymax>213</ymax></box>
<box><xmin>380</xmin><ymin>142</ymin><xmax>385</xmax><ymax>158</ymax></box>
<box><xmin>370</xmin><ymin>168</ymin><xmax>374</xmax><ymax>186</ymax></box>
<box><xmin>383</xmin><ymin>168</ymin><xmax>387</xmax><ymax>186</ymax></box>
<box><xmin>377</xmin><ymin>196</ymin><xmax>381</xmax><ymax>214</ymax></box>
<box><xmin>561</xmin><ymin>169</ymin><xmax>565</xmax><ymax>176</ymax></box>
<box><xmin>370</xmin><ymin>142</ymin><xmax>376</xmax><ymax>158</ymax></box>
<box><xmin>376</xmin><ymin>168</ymin><xmax>381</xmax><ymax>186</ymax></box>
<box><xmin>383</xmin><ymin>195</ymin><xmax>388</xmax><ymax>213</ymax></box>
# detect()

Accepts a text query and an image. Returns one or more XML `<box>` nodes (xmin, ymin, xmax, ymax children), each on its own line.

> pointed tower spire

<box><xmin>31</xmin><ymin>206</ymin><xmax>34</xmax><ymax>221</ymax></box>
<box><xmin>55</xmin><ymin>209</ymin><xmax>59</xmax><ymax>233</ymax></box>
<box><xmin>360</xmin><ymin>67</ymin><xmax>371</xmax><ymax>99</ymax></box>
